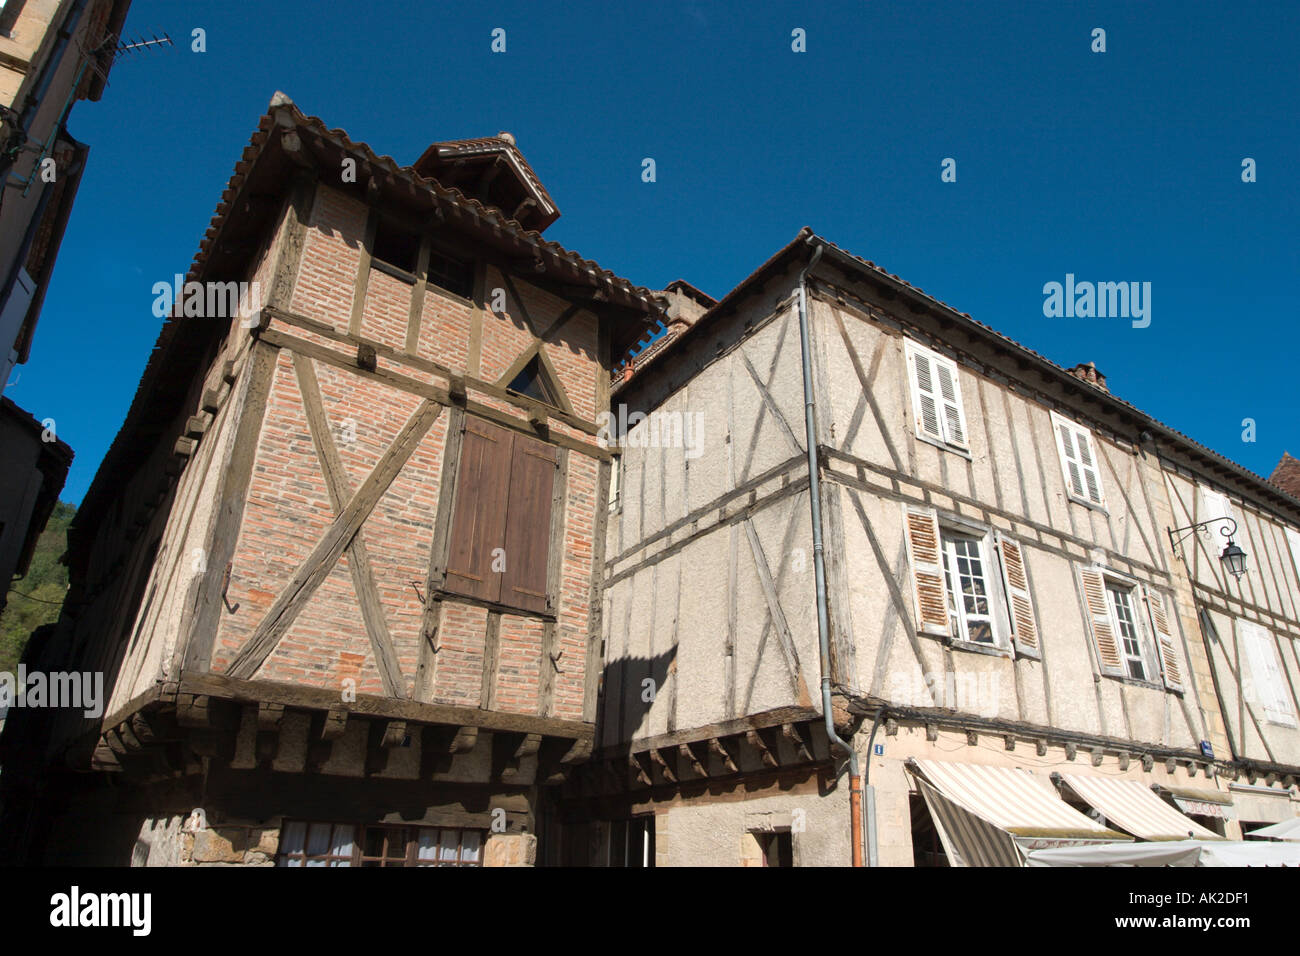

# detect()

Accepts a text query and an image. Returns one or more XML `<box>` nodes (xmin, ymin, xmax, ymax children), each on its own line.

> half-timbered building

<box><xmin>575</xmin><ymin>228</ymin><xmax>1300</xmax><ymax>866</ymax></box>
<box><xmin>0</xmin><ymin>93</ymin><xmax>663</xmax><ymax>866</ymax></box>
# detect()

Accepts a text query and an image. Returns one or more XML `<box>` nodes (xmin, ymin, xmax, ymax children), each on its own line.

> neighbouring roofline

<box><xmin>624</xmin><ymin>228</ymin><xmax>1300</xmax><ymax>526</ymax></box>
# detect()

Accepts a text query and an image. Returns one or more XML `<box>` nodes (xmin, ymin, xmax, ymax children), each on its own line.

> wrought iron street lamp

<box><xmin>1168</xmin><ymin>516</ymin><xmax>1248</xmax><ymax>581</ymax></box>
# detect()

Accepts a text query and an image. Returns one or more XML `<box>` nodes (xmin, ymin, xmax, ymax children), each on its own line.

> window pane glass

<box><xmin>461</xmin><ymin>830</ymin><xmax>481</xmax><ymax>863</ymax></box>
<box><xmin>438</xmin><ymin>830</ymin><xmax>460</xmax><ymax>863</ymax></box>
<box><xmin>417</xmin><ymin>830</ymin><xmax>439</xmax><ymax>863</ymax></box>
<box><xmin>332</xmin><ymin>824</ymin><xmax>355</xmax><ymax>859</ymax></box>
<box><xmin>306</xmin><ymin>823</ymin><xmax>332</xmax><ymax>857</ymax></box>
<box><xmin>280</xmin><ymin>821</ymin><xmax>307</xmax><ymax>856</ymax></box>
<box><xmin>364</xmin><ymin>827</ymin><xmax>386</xmax><ymax>858</ymax></box>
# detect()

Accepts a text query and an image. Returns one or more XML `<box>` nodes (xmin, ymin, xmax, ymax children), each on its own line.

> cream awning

<box><xmin>1058</xmin><ymin>773</ymin><xmax>1223</xmax><ymax>841</ymax></box>
<box><xmin>909</xmin><ymin>759</ymin><xmax>1129</xmax><ymax>866</ymax></box>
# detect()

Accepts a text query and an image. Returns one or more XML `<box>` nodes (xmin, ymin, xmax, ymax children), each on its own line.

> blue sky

<box><xmin>11</xmin><ymin>0</ymin><xmax>1298</xmax><ymax>505</ymax></box>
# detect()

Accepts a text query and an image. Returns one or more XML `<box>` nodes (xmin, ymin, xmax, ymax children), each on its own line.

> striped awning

<box><xmin>909</xmin><ymin>759</ymin><xmax>1129</xmax><ymax>867</ymax></box>
<box><xmin>1058</xmin><ymin>774</ymin><xmax>1223</xmax><ymax>841</ymax></box>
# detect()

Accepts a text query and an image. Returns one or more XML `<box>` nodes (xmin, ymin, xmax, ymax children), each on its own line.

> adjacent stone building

<box><xmin>572</xmin><ymin>229</ymin><xmax>1300</xmax><ymax>866</ymax></box>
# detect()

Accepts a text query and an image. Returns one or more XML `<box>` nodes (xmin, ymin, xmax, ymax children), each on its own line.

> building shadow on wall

<box><xmin>598</xmin><ymin>646</ymin><xmax>677</xmax><ymax>744</ymax></box>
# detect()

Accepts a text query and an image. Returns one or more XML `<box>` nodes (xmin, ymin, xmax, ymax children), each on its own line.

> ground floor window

<box><xmin>609</xmin><ymin>816</ymin><xmax>655</xmax><ymax>867</ymax></box>
<box><xmin>277</xmin><ymin>821</ymin><xmax>484</xmax><ymax>867</ymax></box>
<box><xmin>755</xmin><ymin>831</ymin><xmax>792</xmax><ymax>867</ymax></box>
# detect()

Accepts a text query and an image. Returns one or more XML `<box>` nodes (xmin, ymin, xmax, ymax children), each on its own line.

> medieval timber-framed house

<box><xmin>0</xmin><ymin>93</ymin><xmax>664</xmax><ymax>866</ymax></box>
<box><xmin>572</xmin><ymin>228</ymin><xmax>1300</xmax><ymax>866</ymax></box>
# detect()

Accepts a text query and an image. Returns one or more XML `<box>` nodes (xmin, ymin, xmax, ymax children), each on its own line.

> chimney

<box><xmin>1068</xmin><ymin>361</ymin><xmax>1108</xmax><ymax>393</ymax></box>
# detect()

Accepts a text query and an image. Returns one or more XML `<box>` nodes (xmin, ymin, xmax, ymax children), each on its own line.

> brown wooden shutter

<box><xmin>903</xmin><ymin>505</ymin><xmax>949</xmax><ymax>636</ymax></box>
<box><xmin>500</xmin><ymin>432</ymin><xmax>558</xmax><ymax>614</ymax></box>
<box><xmin>994</xmin><ymin>532</ymin><xmax>1039</xmax><ymax>659</ymax></box>
<box><xmin>1079</xmin><ymin>566</ymin><xmax>1124</xmax><ymax>677</ymax></box>
<box><xmin>445</xmin><ymin>418</ymin><xmax>514</xmax><ymax>603</ymax></box>
<box><xmin>1143</xmin><ymin>585</ymin><xmax>1183</xmax><ymax>692</ymax></box>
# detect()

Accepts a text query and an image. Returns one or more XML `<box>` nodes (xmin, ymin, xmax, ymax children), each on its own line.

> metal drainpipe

<box><xmin>796</xmin><ymin>234</ymin><xmax>863</xmax><ymax>866</ymax></box>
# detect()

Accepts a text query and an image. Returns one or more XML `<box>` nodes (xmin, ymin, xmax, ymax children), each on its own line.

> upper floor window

<box><xmin>371</xmin><ymin>218</ymin><xmax>421</xmax><ymax>276</ymax></box>
<box><xmin>941</xmin><ymin>530</ymin><xmax>996</xmax><ymax>646</ymax></box>
<box><xmin>1106</xmin><ymin>582</ymin><xmax>1147</xmax><ymax>680</ymax></box>
<box><xmin>902</xmin><ymin>505</ymin><xmax>1040</xmax><ymax>658</ymax></box>
<box><xmin>1078</xmin><ymin>566</ymin><xmax>1183</xmax><ymax>691</ymax></box>
<box><xmin>443</xmin><ymin>416</ymin><xmax>558</xmax><ymax>615</ymax></box>
<box><xmin>1236</xmin><ymin>619</ymin><xmax>1297</xmax><ymax>728</ymax></box>
<box><xmin>1051</xmin><ymin>411</ymin><xmax>1105</xmax><ymax>508</ymax></box>
<box><xmin>608</xmin><ymin>454</ymin><xmax>622</xmax><ymax>513</ymax></box>
<box><xmin>904</xmin><ymin>340</ymin><xmax>968</xmax><ymax>452</ymax></box>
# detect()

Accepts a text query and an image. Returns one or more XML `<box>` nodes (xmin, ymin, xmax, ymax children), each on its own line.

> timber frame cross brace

<box><xmin>225</xmin><ymin>352</ymin><xmax>443</xmax><ymax>691</ymax></box>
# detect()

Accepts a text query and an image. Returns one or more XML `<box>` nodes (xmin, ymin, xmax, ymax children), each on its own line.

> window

<box><xmin>1237</xmin><ymin>619</ymin><xmax>1297</xmax><ymax>728</ymax></box>
<box><xmin>754</xmin><ymin>831</ymin><xmax>792</xmax><ymax>868</ymax></box>
<box><xmin>609</xmin><ymin>816</ymin><xmax>654</xmax><ymax>867</ymax></box>
<box><xmin>608</xmin><ymin>455</ymin><xmax>622</xmax><ymax>513</ymax></box>
<box><xmin>427</xmin><ymin>248</ymin><xmax>474</xmax><ymax>299</ymax></box>
<box><xmin>1107</xmin><ymin>583</ymin><xmax>1147</xmax><ymax>680</ymax></box>
<box><xmin>941</xmin><ymin>531</ymin><xmax>996</xmax><ymax>646</ymax></box>
<box><xmin>904</xmin><ymin>340</ymin><xmax>968</xmax><ymax>451</ymax></box>
<box><xmin>1078</xmin><ymin>567</ymin><xmax>1182</xmax><ymax>688</ymax></box>
<box><xmin>902</xmin><ymin>506</ymin><xmax>1039</xmax><ymax>656</ymax></box>
<box><xmin>506</xmin><ymin>354</ymin><xmax>558</xmax><ymax>406</ymax></box>
<box><xmin>277</xmin><ymin>821</ymin><xmax>484</xmax><ymax>867</ymax></box>
<box><xmin>371</xmin><ymin>219</ymin><xmax>421</xmax><ymax>275</ymax></box>
<box><xmin>444</xmin><ymin>417</ymin><xmax>558</xmax><ymax>614</ymax></box>
<box><xmin>1051</xmin><ymin>411</ymin><xmax>1105</xmax><ymax>508</ymax></box>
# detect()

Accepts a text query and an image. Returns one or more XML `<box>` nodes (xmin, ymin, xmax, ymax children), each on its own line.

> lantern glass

<box><xmin>1220</xmin><ymin>540</ymin><xmax>1248</xmax><ymax>580</ymax></box>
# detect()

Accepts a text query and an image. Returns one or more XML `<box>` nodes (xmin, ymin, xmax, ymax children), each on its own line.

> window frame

<box><xmin>904</xmin><ymin>339</ymin><xmax>970</xmax><ymax>455</ymax></box>
<box><xmin>939</xmin><ymin>526</ymin><xmax>1004</xmax><ymax>651</ymax></box>
<box><xmin>277</xmin><ymin>820</ymin><xmax>486</xmax><ymax>868</ymax></box>
<box><xmin>1050</xmin><ymin>410</ymin><xmax>1107</xmax><ymax>510</ymax></box>
<box><xmin>1104</xmin><ymin>579</ymin><xmax>1148</xmax><ymax>681</ymax></box>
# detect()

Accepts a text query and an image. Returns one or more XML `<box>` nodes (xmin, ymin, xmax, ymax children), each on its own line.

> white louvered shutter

<box><xmin>1237</xmin><ymin>619</ymin><xmax>1298</xmax><ymax>728</ymax></box>
<box><xmin>1052</xmin><ymin>412</ymin><xmax>1104</xmax><ymax>506</ymax></box>
<box><xmin>903</xmin><ymin>505</ymin><xmax>950</xmax><ymax>636</ymax></box>
<box><xmin>1143</xmin><ymin>585</ymin><xmax>1184</xmax><ymax>692</ymax></box>
<box><xmin>933</xmin><ymin>359</ymin><xmax>967</xmax><ymax>447</ymax></box>
<box><xmin>994</xmin><ymin>532</ymin><xmax>1039</xmax><ymax>659</ymax></box>
<box><xmin>1079</xmin><ymin>566</ymin><xmax>1125</xmax><ymax>677</ymax></box>
<box><xmin>908</xmin><ymin>347</ymin><xmax>944</xmax><ymax>444</ymax></box>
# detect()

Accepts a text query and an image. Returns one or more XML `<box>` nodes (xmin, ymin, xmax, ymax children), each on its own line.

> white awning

<box><xmin>1247</xmin><ymin>817</ymin><xmax>1300</xmax><ymax>842</ymax></box>
<box><xmin>1058</xmin><ymin>773</ymin><xmax>1222</xmax><ymax>841</ymax></box>
<box><xmin>1026</xmin><ymin>838</ymin><xmax>1300</xmax><ymax>867</ymax></box>
<box><xmin>909</xmin><ymin>759</ymin><xmax>1129</xmax><ymax>866</ymax></box>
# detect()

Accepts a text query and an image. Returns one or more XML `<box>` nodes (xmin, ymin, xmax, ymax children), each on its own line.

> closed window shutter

<box><xmin>994</xmin><ymin>532</ymin><xmax>1038</xmax><ymax>658</ymax></box>
<box><xmin>1143</xmin><ymin>586</ymin><xmax>1183</xmax><ymax>692</ymax></box>
<box><xmin>1238</xmin><ymin>619</ymin><xmax>1298</xmax><ymax>727</ymax></box>
<box><xmin>445</xmin><ymin>419</ymin><xmax>514</xmax><ymax>603</ymax></box>
<box><xmin>1079</xmin><ymin>566</ymin><xmax>1124</xmax><ymax>676</ymax></box>
<box><xmin>934</xmin><ymin>360</ymin><xmax>967</xmax><ymax>447</ymax></box>
<box><xmin>499</xmin><ymin>433</ymin><xmax>558</xmax><ymax>614</ymax></box>
<box><xmin>908</xmin><ymin>348</ymin><xmax>944</xmax><ymax>443</ymax></box>
<box><xmin>1197</xmin><ymin>486</ymin><xmax>1234</xmax><ymax>564</ymax></box>
<box><xmin>1285</xmin><ymin>527</ymin><xmax>1300</xmax><ymax>588</ymax></box>
<box><xmin>903</xmin><ymin>505</ymin><xmax>949</xmax><ymax>635</ymax></box>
